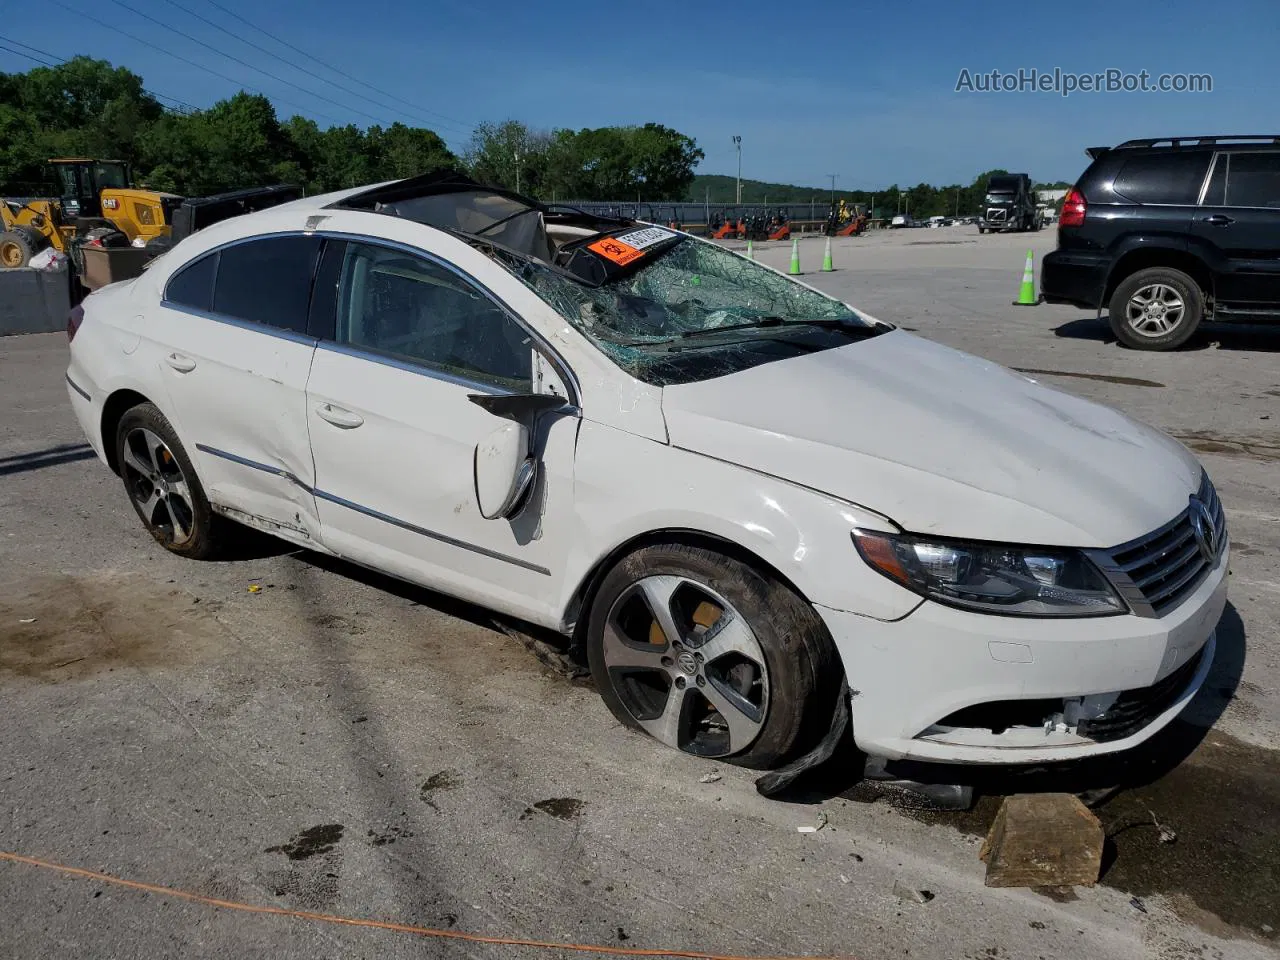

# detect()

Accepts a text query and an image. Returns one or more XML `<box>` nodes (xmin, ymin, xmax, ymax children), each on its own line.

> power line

<box><xmin>103</xmin><ymin>0</ymin><xmax>411</xmax><ymax>128</ymax></box>
<box><xmin>0</xmin><ymin>41</ymin><xmax>58</xmax><ymax>67</ymax></box>
<box><xmin>202</xmin><ymin>0</ymin><xmax>473</xmax><ymax>134</ymax></box>
<box><xmin>0</xmin><ymin>33</ymin><xmax>199</xmax><ymax>112</ymax></box>
<box><xmin>157</xmin><ymin>0</ymin><xmax>472</xmax><ymax>136</ymax></box>
<box><xmin>54</xmin><ymin>0</ymin><xmax>346</xmax><ymax>124</ymax></box>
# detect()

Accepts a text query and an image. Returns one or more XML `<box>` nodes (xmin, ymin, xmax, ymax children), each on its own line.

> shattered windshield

<box><xmin>506</xmin><ymin>236</ymin><xmax>880</xmax><ymax>385</ymax></box>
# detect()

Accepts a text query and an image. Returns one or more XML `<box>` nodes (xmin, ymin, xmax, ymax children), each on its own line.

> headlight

<box><xmin>852</xmin><ymin>530</ymin><xmax>1126</xmax><ymax>617</ymax></box>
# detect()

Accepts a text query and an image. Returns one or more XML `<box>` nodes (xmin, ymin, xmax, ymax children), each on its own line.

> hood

<box><xmin>660</xmin><ymin>331</ymin><xmax>1201</xmax><ymax>547</ymax></box>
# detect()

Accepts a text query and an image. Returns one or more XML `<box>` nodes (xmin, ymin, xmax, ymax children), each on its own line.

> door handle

<box><xmin>1200</xmin><ymin>214</ymin><xmax>1235</xmax><ymax>226</ymax></box>
<box><xmin>165</xmin><ymin>353</ymin><xmax>196</xmax><ymax>373</ymax></box>
<box><xmin>314</xmin><ymin>403</ymin><xmax>364</xmax><ymax>429</ymax></box>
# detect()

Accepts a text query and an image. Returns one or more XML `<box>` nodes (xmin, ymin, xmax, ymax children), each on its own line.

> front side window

<box><xmin>1203</xmin><ymin>152</ymin><xmax>1280</xmax><ymax>208</ymax></box>
<box><xmin>212</xmin><ymin>235</ymin><xmax>323</xmax><ymax>333</ymax></box>
<box><xmin>335</xmin><ymin>242</ymin><xmax>532</xmax><ymax>390</ymax></box>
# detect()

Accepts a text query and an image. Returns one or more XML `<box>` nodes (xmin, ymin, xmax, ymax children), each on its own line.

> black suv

<box><xmin>1041</xmin><ymin>136</ymin><xmax>1280</xmax><ymax>350</ymax></box>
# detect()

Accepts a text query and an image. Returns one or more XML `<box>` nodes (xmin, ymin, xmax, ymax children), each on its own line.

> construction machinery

<box><xmin>2</xmin><ymin>159</ymin><xmax>301</xmax><ymax>288</ymax></box>
<box><xmin>1</xmin><ymin>159</ymin><xmax>179</xmax><ymax>268</ymax></box>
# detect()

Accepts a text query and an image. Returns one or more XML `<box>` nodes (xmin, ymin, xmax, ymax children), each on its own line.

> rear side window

<box><xmin>1111</xmin><ymin>153</ymin><xmax>1211</xmax><ymax>204</ymax></box>
<box><xmin>1203</xmin><ymin>152</ymin><xmax>1280</xmax><ymax>208</ymax></box>
<box><xmin>212</xmin><ymin>235</ymin><xmax>324</xmax><ymax>333</ymax></box>
<box><xmin>165</xmin><ymin>252</ymin><xmax>217</xmax><ymax>312</ymax></box>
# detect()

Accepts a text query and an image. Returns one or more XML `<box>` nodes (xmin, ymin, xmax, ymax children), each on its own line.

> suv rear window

<box><xmin>1110</xmin><ymin>153</ymin><xmax>1211</xmax><ymax>204</ymax></box>
<box><xmin>1202</xmin><ymin>152</ymin><xmax>1280</xmax><ymax>208</ymax></box>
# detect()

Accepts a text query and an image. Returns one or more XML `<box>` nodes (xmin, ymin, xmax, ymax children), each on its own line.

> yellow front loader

<box><xmin>1</xmin><ymin>158</ymin><xmax>178</xmax><ymax>268</ymax></box>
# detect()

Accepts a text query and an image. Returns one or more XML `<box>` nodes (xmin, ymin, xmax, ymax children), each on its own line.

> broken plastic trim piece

<box><xmin>755</xmin><ymin>676</ymin><xmax>850</xmax><ymax>797</ymax></box>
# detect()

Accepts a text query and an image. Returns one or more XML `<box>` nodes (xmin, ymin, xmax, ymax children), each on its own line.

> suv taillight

<box><xmin>1059</xmin><ymin>188</ymin><xmax>1087</xmax><ymax>228</ymax></box>
<box><xmin>67</xmin><ymin>304</ymin><xmax>84</xmax><ymax>342</ymax></box>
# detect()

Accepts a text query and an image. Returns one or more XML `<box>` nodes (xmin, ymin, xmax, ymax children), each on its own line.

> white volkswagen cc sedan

<box><xmin>65</xmin><ymin>173</ymin><xmax>1228</xmax><ymax>769</ymax></box>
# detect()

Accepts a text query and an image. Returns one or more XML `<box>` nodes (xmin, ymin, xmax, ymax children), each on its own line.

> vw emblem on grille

<box><xmin>1188</xmin><ymin>495</ymin><xmax>1218</xmax><ymax>563</ymax></box>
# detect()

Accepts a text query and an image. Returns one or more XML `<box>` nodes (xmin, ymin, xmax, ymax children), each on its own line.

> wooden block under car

<box><xmin>980</xmin><ymin>793</ymin><xmax>1104</xmax><ymax>888</ymax></box>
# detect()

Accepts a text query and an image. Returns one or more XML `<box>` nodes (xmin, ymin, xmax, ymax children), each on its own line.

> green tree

<box><xmin>466</xmin><ymin>120</ymin><xmax>551</xmax><ymax>194</ymax></box>
<box><xmin>0</xmin><ymin>57</ymin><xmax>162</xmax><ymax>190</ymax></box>
<box><xmin>366</xmin><ymin>123</ymin><xmax>458</xmax><ymax>181</ymax></box>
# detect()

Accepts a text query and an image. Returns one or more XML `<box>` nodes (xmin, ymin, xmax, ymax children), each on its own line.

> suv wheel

<box><xmin>1108</xmin><ymin>266</ymin><xmax>1203</xmax><ymax>350</ymax></box>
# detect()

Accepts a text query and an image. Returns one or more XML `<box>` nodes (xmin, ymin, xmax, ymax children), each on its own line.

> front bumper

<box><xmin>816</xmin><ymin>545</ymin><xmax>1228</xmax><ymax>764</ymax></box>
<box><xmin>1040</xmin><ymin>248</ymin><xmax>1109</xmax><ymax>308</ymax></box>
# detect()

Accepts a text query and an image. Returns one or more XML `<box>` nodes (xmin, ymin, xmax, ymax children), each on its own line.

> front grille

<box><xmin>1076</xmin><ymin>643</ymin><xmax>1208</xmax><ymax>742</ymax></box>
<box><xmin>1092</xmin><ymin>474</ymin><xmax>1225</xmax><ymax>618</ymax></box>
<box><xmin>986</xmin><ymin>208</ymin><xmax>1007</xmax><ymax>221</ymax></box>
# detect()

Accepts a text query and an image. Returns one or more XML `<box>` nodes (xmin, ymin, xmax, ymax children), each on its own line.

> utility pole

<box><xmin>955</xmin><ymin>187</ymin><xmax>960</xmax><ymax>217</ymax></box>
<box><xmin>514</xmin><ymin>150</ymin><xmax>521</xmax><ymax>194</ymax></box>
<box><xmin>828</xmin><ymin>174</ymin><xmax>838</xmax><ymax>212</ymax></box>
<box><xmin>737</xmin><ymin>135</ymin><xmax>747</xmax><ymax>207</ymax></box>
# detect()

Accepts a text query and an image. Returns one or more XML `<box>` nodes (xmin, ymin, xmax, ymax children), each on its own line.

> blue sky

<box><xmin>2</xmin><ymin>0</ymin><xmax>1274</xmax><ymax>188</ymax></box>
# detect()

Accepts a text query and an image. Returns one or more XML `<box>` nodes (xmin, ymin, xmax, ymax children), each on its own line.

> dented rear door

<box><xmin>156</xmin><ymin>234</ymin><xmax>322</xmax><ymax>543</ymax></box>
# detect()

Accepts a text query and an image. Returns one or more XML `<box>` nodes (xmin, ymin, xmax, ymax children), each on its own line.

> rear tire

<box><xmin>115</xmin><ymin>403</ymin><xmax>224</xmax><ymax>559</ymax></box>
<box><xmin>1108</xmin><ymin>266</ymin><xmax>1203</xmax><ymax>351</ymax></box>
<box><xmin>586</xmin><ymin>543</ymin><xmax>841</xmax><ymax>769</ymax></box>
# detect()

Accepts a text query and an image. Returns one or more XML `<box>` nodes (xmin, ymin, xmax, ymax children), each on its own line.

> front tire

<box><xmin>115</xmin><ymin>403</ymin><xmax>223</xmax><ymax>559</ymax></box>
<box><xmin>0</xmin><ymin>229</ymin><xmax>41</xmax><ymax>268</ymax></box>
<box><xmin>586</xmin><ymin>543</ymin><xmax>841</xmax><ymax>769</ymax></box>
<box><xmin>1108</xmin><ymin>266</ymin><xmax>1203</xmax><ymax>350</ymax></box>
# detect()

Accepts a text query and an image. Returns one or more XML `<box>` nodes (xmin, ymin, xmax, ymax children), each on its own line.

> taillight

<box><xmin>1059</xmin><ymin>188</ymin><xmax>1087</xmax><ymax>227</ymax></box>
<box><xmin>67</xmin><ymin>303</ymin><xmax>84</xmax><ymax>342</ymax></box>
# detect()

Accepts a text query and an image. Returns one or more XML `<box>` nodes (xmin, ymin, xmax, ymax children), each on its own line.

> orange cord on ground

<box><xmin>0</xmin><ymin>850</ymin><xmax>855</xmax><ymax>960</ymax></box>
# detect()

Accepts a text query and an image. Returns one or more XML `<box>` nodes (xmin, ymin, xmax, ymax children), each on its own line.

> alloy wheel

<box><xmin>600</xmin><ymin>575</ymin><xmax>770</xmax><ymax>757</ymax></box>
<box><xmin>1125</xmin><ymin>282</ymin><xmax>1185</xmax><ymax>337</ymax></box>
<box><xmin>121</xmin><ymin>427</ymin><xmax>195</xmax><ymax>545</ymax></box>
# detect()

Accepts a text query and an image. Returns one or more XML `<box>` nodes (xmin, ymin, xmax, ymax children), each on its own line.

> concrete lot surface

<box><xmin>1</xmin><ymin>225</ymin><xmax>1276</xmax><ymax>959</ymax></box>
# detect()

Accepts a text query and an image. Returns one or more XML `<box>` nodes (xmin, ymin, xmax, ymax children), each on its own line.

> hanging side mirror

<box><xmin>468</xmin><ymin>393</ymin><xmax>570</xmax><ymax>520</ymax></box>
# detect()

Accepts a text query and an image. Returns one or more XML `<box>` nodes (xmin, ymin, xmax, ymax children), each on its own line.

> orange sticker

<box><xmin>588</xmin><ymin>236</ymin><xmax>644</xmax><ymax>266</ymax></box>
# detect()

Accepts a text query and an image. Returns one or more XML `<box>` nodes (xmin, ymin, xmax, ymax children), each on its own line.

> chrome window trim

<box><xmin>315</xmin><ymin>339</ymin><xmax>516</xmax><ymax>396</ymax></box>
<box><xmin>195</xmin><ymin>442</ymin><xmax>550</xmax><ymax>576</ymax></box>
<box><xmin>161</xmin><ymin>228</ymin><xmax>582</xmax><ymax>408</ymax></box>
<box><xmin>157</xmin><ymin>300</ymin><xmax>319</xmax><ymax>346</ymax></box>
<box><xmin>1197</xmin><ymin>152</ymin><xmax>1221</xmax><ymax>206</ymax></box>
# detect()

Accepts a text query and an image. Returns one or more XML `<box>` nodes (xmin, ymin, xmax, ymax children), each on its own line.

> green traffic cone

<box><xmin>789</xmin><ymin>237</ymin><xmax>801</xmax><ymax>275</ymax></box>
<box><xmin>821</xmin><ymin>236</ymin><xmax>834</xmax><ymax>272</ymax></box>
<box><xmin>1013</xmin><ymin>249</ymin><xmax>1040</xmax><ymax>305</ymax></box>
<box><xmin>746</xmin><ymin>238</ymin><xmax>754</xmax><ymax>260</ymax></box>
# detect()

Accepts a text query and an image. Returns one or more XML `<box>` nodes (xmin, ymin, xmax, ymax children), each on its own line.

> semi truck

<box><xmin>978</xmin><ymin>173</ymin><xmax>1039</xmax><ymax>233</ymax></box>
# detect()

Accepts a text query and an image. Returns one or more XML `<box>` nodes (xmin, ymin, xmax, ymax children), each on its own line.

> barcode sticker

<box><xmin>614</xmin><ymin>227</ymin><xmax>674</xmax><ymax>250</ymax></box>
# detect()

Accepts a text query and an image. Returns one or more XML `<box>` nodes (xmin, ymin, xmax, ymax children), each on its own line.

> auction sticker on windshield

<box><xmin>588</xmin><ymin>236</ymin><xmax>644</xmax><ymax>266</ymax></box>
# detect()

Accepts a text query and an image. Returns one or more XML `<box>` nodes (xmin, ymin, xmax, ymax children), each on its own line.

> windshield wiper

<box><xmin>676</xmin><ymin>316</ymin><xmax>870</xmax><ymax>340</ymax></box>
<box><xmin>608</xmin><ymin>317</ymin><xmax>877</xmax><ymax>349</ymax></box>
